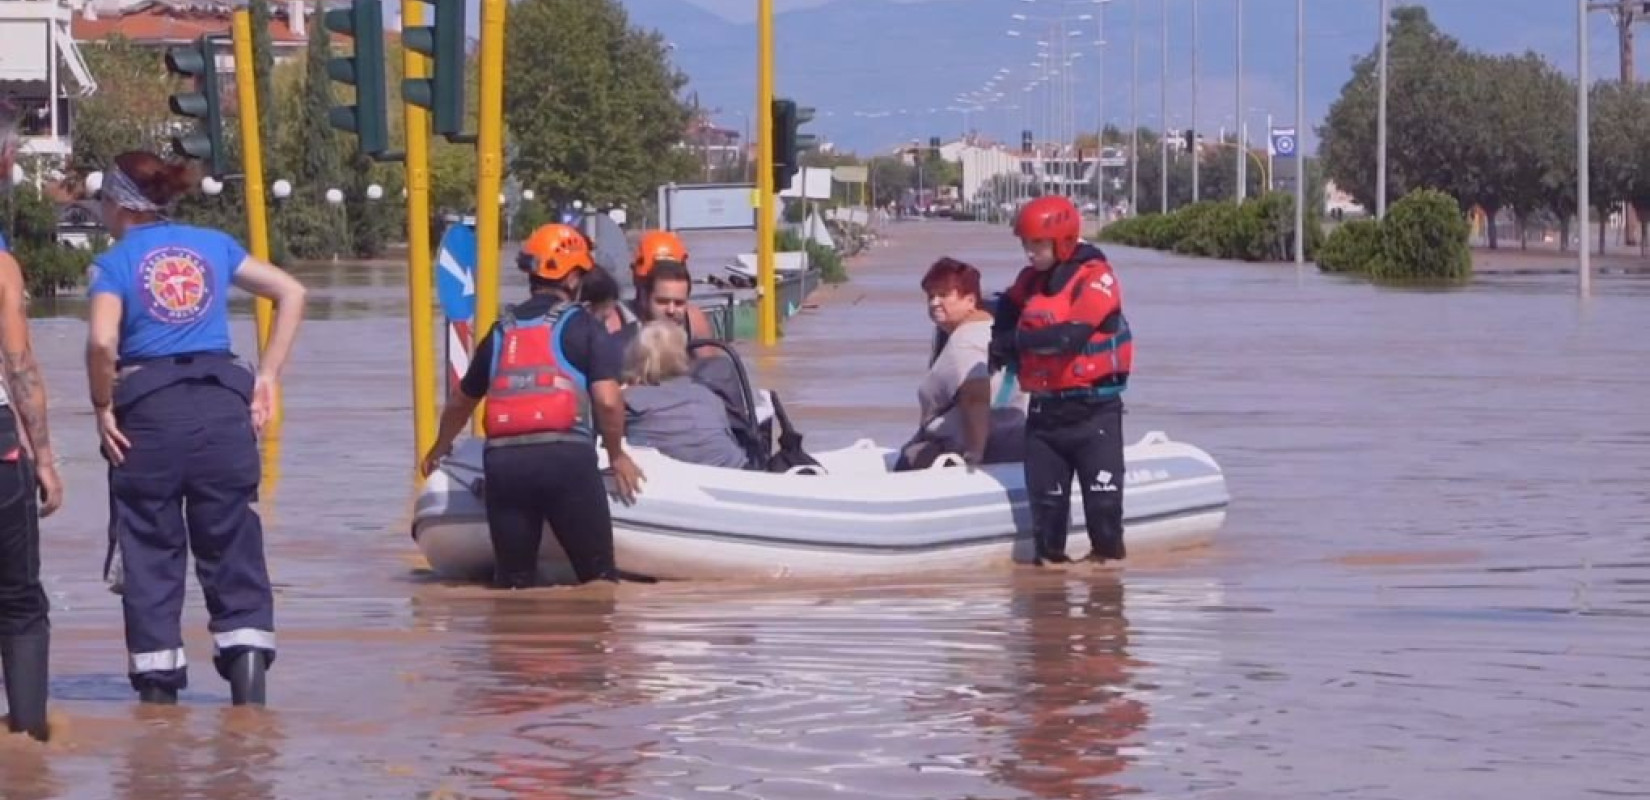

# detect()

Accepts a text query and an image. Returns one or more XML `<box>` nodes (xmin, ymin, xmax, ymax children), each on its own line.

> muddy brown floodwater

<box><xmin>2</xmin><ymin>221</ymin><xmax>1647</xmax><ymax>798</ymax></box>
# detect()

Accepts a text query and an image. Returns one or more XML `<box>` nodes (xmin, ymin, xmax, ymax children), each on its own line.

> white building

<box><xmin>0</xmin><ymin>0</ymin><xmax>97</xmax><ymax>160</ymax></box>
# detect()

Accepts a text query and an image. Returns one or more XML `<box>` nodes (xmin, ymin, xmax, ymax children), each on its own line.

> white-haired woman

<box><xmin>623</xmin><ymin>322</ymin><xmax>746</xmax><ymax>468</ymax></box>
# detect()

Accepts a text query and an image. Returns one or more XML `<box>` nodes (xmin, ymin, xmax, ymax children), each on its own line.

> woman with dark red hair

<box><xmin>895</xmin><ymin>257</ymin><xmax>1027</xmax><ymax>471</ymax></box>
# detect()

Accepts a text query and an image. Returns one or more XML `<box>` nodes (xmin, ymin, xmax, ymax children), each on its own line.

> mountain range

<box><xmin>612</xmin><ymin>0</ymin><xmax>1649</xmax><ymax>156</ymax></box>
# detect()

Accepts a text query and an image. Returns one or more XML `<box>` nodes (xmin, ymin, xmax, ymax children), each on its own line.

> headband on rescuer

<box><xmin>517</xmin><ymin>223</ymin><xmax>594</xmax><ymax>281</ymax></box>
<box><xmin>633</xmin><ymin>229</ymin><xmax>688</xmax><ymax>279</ymax></box>
<box><xmin>1014</xmin><ymin>195</ymin><xmax>1082</xmax><ymax>261</ymax></box>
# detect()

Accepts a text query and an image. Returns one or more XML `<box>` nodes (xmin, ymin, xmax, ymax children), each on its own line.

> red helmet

<box><xmin>1014</xmin><ymin>195</ymin><xmax>1082</xmax><ymax>260</ymax></box>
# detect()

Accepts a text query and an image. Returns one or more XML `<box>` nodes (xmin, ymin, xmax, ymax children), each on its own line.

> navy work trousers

<box><xmin>111</xmin><ymin>374</ymin><xmax>274</xmax><ymax>692</ymax></box>
<box><xmin>1024</xmin><ymin>397</ymin><xmax>1127</xmax><ymax>562</ymax></box>
<box><xmin>0</xmin><ymin>406</ymin><xmax>48</xmax><ymax>638</ymax></box>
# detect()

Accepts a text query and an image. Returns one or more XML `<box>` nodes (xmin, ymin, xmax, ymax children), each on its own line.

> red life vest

<box><xmin>1013</xmin><ymin>259</ymin><xmax>1133</xmax><ymax>399</ymax></box>
<box><xmin>483</xmin><ymin>304</ymin><xmax>592</xmax><ymax>445</ymax></box>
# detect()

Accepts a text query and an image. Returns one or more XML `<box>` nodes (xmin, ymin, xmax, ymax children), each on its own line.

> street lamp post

<box><xmin>1376</xmin><ymin>0</ymin><xmax>1388</xmax><ymax>219</ymax></box>
<box><xmin>1131</xmin><ymin>0</ymin><xmax>1140</xmax><ymax>215</ymax></box>
<box><xmin>1160</xmin><ymin>0</ymin><xmax>1168</xmax><ymax>214</ymax></box>
<box><xmin>1191</xmin><ymin>0</ymin><xmax>1199</xmax><ymax>203</ymax></box>
<box><xmin>1236</xmin><ymin>0</ymin><xmax>1246</xmax><ymax>202</ymax></box>
<box><xmin>1578</xmin><ymin>0</ymin><xmax>1591</xmax><ymax>296</ymax></box>
<box><xmin>1294</xmin><ymin>0</ymin><xmax>1305</xmax><ymax>271</ymax></box>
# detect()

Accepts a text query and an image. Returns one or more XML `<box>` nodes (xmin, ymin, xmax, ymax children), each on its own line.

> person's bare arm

<box><xmin>85</xmin><ymin>293</ymin><xmax>122</xmax><ymax>411</ymax></box>
<box><xmin>0</xmin><ymin>252</ymin><xmax>53</xmax><ymax>459</ymax></box>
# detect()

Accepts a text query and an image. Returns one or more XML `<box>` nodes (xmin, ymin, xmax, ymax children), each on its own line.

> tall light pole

<box><xmin>1578</xmin><ymin>0</ymin><xmax>1591</xmax><ymax>296</ymax></box>
<box><xmin>1293</xmin><ymin>0</ymin><xmax>1305</xmax><ymax>270</ymax></box>
<box><xmin>1191</xmin><ymin>0</ymin><xmax>1199</xmax><ymax>202</ymax></box>
<box><xmin>1376</xmin><ymin>0</ymin><xmax>1388</xmax><ymax>219</ymax></box>
<box><xmin>1236</xmin><ymin>0</ymin><xmax>1246</xmax><ymax>202</ymax></box>
<box><xmin>1160</xmin><ymin>0</ymin><xmax>1169</xmax><ymax>214</ymax></box>
<box><xmin>1096</xmin><ymin>0</ymin><xmax>1108</xmax><ymax>219</ymax></box>
<box><xmin>1131</xmin><ymin>0</ymin><xmax>1140</xmax><ymax>214</ymax></box>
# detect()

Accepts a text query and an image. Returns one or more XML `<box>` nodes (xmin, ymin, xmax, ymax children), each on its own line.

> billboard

<box><xmin>658</xmin><ymin>183</ymin><xmax>758</xmax><ymax>231</ymax></box>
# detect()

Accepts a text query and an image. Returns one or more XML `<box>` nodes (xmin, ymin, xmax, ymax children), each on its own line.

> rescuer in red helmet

<box><xmin>990</xmin><ymin>195</ymin><xmax>1133</xmax><ymax>565</ymax></box>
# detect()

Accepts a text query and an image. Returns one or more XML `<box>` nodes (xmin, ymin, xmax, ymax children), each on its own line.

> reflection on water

<box><xmin>9</xmin><ymin>222</ymin><xmax>1650</xmax><ymax>795</ymax></box>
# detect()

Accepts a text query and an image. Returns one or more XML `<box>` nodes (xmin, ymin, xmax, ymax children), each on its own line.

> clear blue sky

<box><xmin>433</xmin><ymin>0</ymin><xmax>1649</xmax><ymax>155</ymax></box>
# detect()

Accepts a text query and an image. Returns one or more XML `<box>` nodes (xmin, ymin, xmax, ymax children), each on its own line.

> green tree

<box><xmin>504</xmin><ymin>0</ymin><xmax>697</xmax><ymax>209</ymax></box>
<box><xmin>249</xmin><ymin>0</ymin><xmax>276</xmax><ymax>173</ymax></box>
<box><xmin>1319</xmin><ymin>6</ymin><xmax>1473</xmax><ymax>211</ymax></box>
<box><xmin>1588</xmin><ymin>81</ymin><xmax>1640</xmax><ymax>255</ymax></box>
<box><xmin>278</xmin><ymin>15</ymin><xmax>348</xmax><ymax>258</ymax></box>
<box><xmin>69</xmin><ymin>37</ymin><xmax>180</xmax><ymax>172</ymax></box>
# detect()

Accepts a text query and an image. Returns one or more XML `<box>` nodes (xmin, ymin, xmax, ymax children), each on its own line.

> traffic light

<box><xmin>1184</xmin><ymin>129</ymin><xmax>1196</xmax><ymax>152</ymax></box>
<box><xmin>770</xmin><ymin>98</ymin><xmax>818</xmax><ymax>191</ymax></box>
<box><xmin>325</xmin><ymin>0</ymin><xmax>390</xmax><ymax>156</ymax></box>
<box><xmin>402</xmin><ymin>0</ymin><xmax>467</xmax><ymax>137</ymax></box>
<box><xmin>1020</xmin><ymin>129</ymin><xmax>1033</xmax><ymax>155</ymax></box>
<box><xmin>929</xmin><ymin>135</ymin><xmax>941</xmax><ymax>156</ymax></box>
<box><xmin>164</xmin><ymin>35</ymin><xmax>227</xmax><ymax>178</ymax></box>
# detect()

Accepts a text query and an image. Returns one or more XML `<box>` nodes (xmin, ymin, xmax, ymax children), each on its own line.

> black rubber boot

<box><xmin>1</xmin><ymin>632</ymin><xmax>50</xmax><ymax>742</ymax></box>
<box><xmin>138</xmin><ymin>685</ymin><xmax>178</xmax><ymax>705</ymax></box>
<box><xmin>228</xmin><ymin>651</ymin><xmax>266</xmax><ymax>707</ymax></box>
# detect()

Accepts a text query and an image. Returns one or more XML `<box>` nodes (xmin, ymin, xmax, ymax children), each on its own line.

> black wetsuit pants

<box><xmin>482</xmin><ymin>441</ymin><xmax>618</xmax><ymax>588</ymax></box>
<box><xmin>1024</xmin><ymin>397</ymin><xmax>1127</xmax><ymax>563</ymax></box>
<box><xmin>0</xmin><ymin>407</ymin><xmax>47</xmax><ymax>639</ymax></box>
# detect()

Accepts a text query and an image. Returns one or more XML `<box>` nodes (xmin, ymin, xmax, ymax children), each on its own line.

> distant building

<box><xmin>71</xmin><ymin>0</ymin><xmax>310</xmax><ymax>58</ymax></box>
<box><xmin>0</xmin><ymin>0</ymin><xmax>98</xmax><ymax>159</ymax></box>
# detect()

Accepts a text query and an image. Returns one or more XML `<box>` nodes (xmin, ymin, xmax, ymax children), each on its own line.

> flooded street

<box><xmin>5</xmin><ymin>220</ymin><xmax>1648</xmax><ymax>797</ymax></box>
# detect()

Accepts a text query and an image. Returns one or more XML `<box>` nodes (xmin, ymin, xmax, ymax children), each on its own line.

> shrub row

<box><xmin>1316</xmin><ymin>189</ymin><xmax>1471</xmax><ymax>282</ymax></box>
<box><xmin>1096</xmin><ymin>192</ymin><xmax>1323</xmax><ymax>262</ymax></box>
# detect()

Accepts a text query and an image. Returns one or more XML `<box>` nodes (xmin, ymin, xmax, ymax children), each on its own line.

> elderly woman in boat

<box><xmin>623</xmin><ymin>321</ymin><xmax>748</xmax><ymax>468</ymax></box>
<box><xmin>895</xmin><ymin>257</ymin><xmax>1028</xmax><ymax>471</ymax></box>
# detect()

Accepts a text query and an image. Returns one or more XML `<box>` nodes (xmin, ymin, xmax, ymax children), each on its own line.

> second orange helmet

<box><xmin>632</xmin><ymin>230</ymin><xmax>688</xmax><ymax>279</ymax></box>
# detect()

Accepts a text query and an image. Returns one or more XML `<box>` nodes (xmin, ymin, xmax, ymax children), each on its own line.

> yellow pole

<box><xmin>471</xmin><ymin>0</ymin><xmax>506</xmax><ymax>432</ymax></box>
<box><xmin>755</xmin><ymin>0</ymin><xmax>777</xmax><ymax>346</ymax></box>
<box><xmin>402</xmin><ymin>0</ymin><xmax>437</xmax><ymax>472</ymax></box>
<box><xmin>230</xmin><ymin>9</ymin><xmax>276</xmax><ymax>421</ymax></box>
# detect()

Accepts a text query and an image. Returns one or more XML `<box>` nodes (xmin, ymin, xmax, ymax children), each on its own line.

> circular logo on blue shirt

<box><xmin>138</xmin><ymin>246</ymin><xmax>213</xmax><ymax>324</ymax></box>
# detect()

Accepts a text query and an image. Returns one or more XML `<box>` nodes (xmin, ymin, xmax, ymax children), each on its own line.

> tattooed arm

<box><xmin>0</xmin><ymin>250</ymin><xmax>62</xmax><ymax>515</ymax></box>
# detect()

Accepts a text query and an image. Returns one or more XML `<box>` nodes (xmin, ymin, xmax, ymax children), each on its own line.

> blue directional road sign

<box><xmin>435</xmin><ymin>222</ymin><xmax>477</xmax><ymax>321</ymax></box>
<box><xmin>1271</xmin><ymin>127</ymin><xmax>1298</xmax><ymax>159</ymax></box>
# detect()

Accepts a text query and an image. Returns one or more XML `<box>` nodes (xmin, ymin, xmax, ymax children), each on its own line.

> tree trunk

<box><xmin>1559</xmin><ymin>216</ymin><xmax>1571</xmax><ymax>252</ymax></box>
<box><xmin>1599</xmin><ymin>213</ymin><xmax>1607</xmax><ymax>256</ymax></box>
<box><xmin>1486</xmin><ymin>206</ymin><xmax>1500</xmax><ymax>249</ymax></box>
<box><xmin>1517</xmin><ymin>215</ymin><xmax>1528</xmax><ymax>250</ymax></box>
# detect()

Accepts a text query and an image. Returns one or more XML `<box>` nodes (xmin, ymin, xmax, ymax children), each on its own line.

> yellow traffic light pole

<box><xmin>229</xmin><ymin>10</ymin><xmax>271</xmax><ymax>351</ymax></box>
<box><xmin>229</xmin><ymin>6</ymin><xmax>277</xmax><ymax>425</ymax></box>
<box><xmin>402</xmin><ymin>0</ymin><xmax>438</xmax><ymax>469</ymax></box>
<box><xmin>755</xmin><ymin>0</ymin><xmax>777</xmax><ymax>346</ymax></box>
<box><xmin>471</xmin><ymin>0</ymin><xmax>506</xmax><ymax>433</ymax></box>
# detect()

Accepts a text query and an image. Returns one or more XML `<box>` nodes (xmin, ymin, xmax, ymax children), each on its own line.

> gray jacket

<box><xmin>625</xmin><ymin>377</ymin><xmax>748</xmax><ymax>468</ymax></box>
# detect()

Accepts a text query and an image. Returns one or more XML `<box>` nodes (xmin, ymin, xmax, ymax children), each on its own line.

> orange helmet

<box><xmin>1014</xmin><ymin>195</ymin><xmax>1082</xmax><ymax>260</ymax></box>
<box><xmin>518</xmin><ymin>223</ymin><xmax>594</xmax><ymax>281</ymax></box>
<box><xmin>632</xmin><ymin>230</ymin><xmax>688</xmax><ymax>279</ymax></box>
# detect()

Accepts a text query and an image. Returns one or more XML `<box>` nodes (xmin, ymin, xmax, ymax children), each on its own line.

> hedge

<box><xmin>1097</xmin><ymin>192</ymin><xmax>1323</xmax><ymax>262</ymax></box>
<box><xmin>1316</xmin><ymin>189</ymin><xmax>1471</xmax><ymax>283</ymax></box>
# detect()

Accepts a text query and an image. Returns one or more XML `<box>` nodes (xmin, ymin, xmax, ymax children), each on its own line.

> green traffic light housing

<box><xmin>402</xmin><ymin>0</ymin><xmax>467</xmax><ymax>138</ymax></box>
<box><xmin>770</xmin><ymin>97</ymin><xmax>819</xmax><ymax>191</ymax></box>
<box><xmin>324</xmin><ymin>0</ymin><xmax>391</xmax><ymax>157</ymax></box>
<box><xmin>164</xmin><ymin>35</ymin><xmax>227</xmax><ymax>178</ymax></box>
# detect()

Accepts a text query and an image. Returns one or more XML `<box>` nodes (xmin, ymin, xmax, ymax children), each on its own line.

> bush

<box><xmin>1096</xmin><ymin>191</ymin><xmax>1321</xmax><ymax>263</ymax></box>
<box><xmin>804</xmin><ymin>239</ymin><xmax>847</xmax><ymax>284</ymax></box>
<box><xmin>1372</xmin><ymin>189</ymin><xmax>1471</xmax><ymax>282</ymax></box>
<box><xmin>18</xmin><ymin>243</ymin><xmax>93</xmax><ymax>297</ymax></box>
<box><xmin>1317</xmin><ymin>219</ymin><xmax>1384</xmax><ymax>275</ymax></box>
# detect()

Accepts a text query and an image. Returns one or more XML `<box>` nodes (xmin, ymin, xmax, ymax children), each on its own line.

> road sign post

<box><xmin>435</xmin><ymin>222</ymin><xmax>478</xmax><ymax>396</ymax></box>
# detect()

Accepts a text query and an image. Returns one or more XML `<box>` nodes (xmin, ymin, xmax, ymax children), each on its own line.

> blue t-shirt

<box><xmin>0</xmin><ymin>231</ymin><xmax>9</xmax><ymax>251</ymax></box>
<box><xmin>87</xmin><ymin>222</ymin><xmax>248</xmax><ymax>361</ymax></box>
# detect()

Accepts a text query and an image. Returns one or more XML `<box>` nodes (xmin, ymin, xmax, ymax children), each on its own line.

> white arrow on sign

<box><xmin>438</xmin><ymin>247</ymin><xmax>475</xmax><ymax>296</ymax></box>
